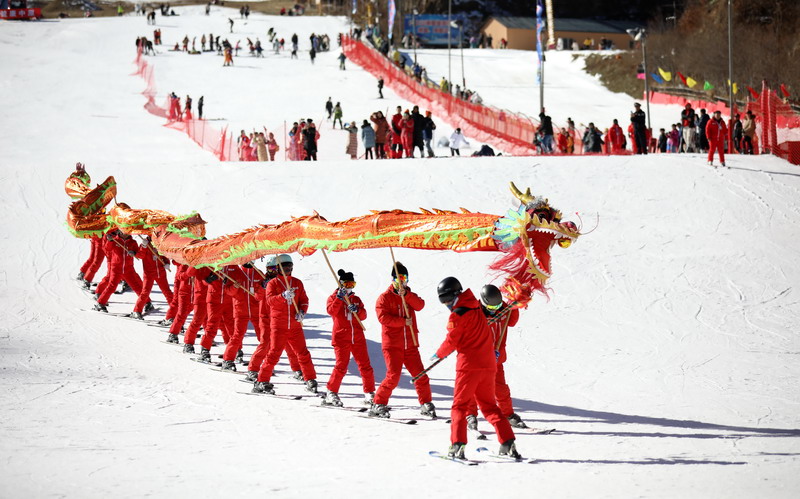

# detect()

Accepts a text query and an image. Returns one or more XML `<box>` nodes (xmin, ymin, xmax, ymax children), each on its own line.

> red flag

<box><xmin>676</xmin><ymin>71</ymin><xmax>688</xmax><ymax>86</ymax></box>
<box><xmin>747</xmin><ymin>86</ymin><xmax>760</xmax><ymax>100</ymax></box>
<box><xmin>780</xmin><ymin>84</ymin><xmax>790</xmax><ymax>98</ymax></box>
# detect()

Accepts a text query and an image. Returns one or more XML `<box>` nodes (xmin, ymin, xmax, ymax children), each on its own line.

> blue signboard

<box><xmin>403</xmin><ymin>14</ymin><xmax>467</xmax><ymax>46</ymax></box>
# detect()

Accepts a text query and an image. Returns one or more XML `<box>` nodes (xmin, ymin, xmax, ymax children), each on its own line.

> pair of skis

<box><xmin>429</xmin><ymin>447</ymin><xmax>534</xmax><ymax>465</ymax></box>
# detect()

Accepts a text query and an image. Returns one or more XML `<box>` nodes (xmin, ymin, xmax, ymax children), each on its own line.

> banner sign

<box><xmin>403</xmin><ymin>14</ymin><xmax>467</xmax><ymax>46</ymax></box>
<box><xmin>0</xmin><ymin>8</ymin><xmax>40</xmax><ymax>19</ymax></box>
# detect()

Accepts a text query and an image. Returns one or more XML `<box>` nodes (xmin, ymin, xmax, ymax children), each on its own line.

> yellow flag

<box><xmin>686</xmin><ymin>77</ymin><xmax>697</xmax><ymax>88</ymax></box>
<box><xmin>727</xmin><ymin>80</ymin><xmax>739</xmax><ymax>94</ymax></box>
<box><xmin>658</xmin><ymin>67</ymin><xmax>672</xmax><ymax>81</ymax></box>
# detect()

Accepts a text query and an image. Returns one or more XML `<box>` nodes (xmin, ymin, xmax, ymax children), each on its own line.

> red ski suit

<box><xmin>256</xmin><ymin>275</ymin><xmax>316</xmax><ymax>383</ymax></box>
<box><xmin>400</xmin><ymin>118</ymin><xmax>415</xmax><ymax>158</ymax></box>
<box><xmin>133</xmin><ymin>244</ymin><xmax>173</xmax><ymax>313</ymax></box>
<box><xmin>608</xmin><ymin>124</ymin><xmax>625</xmax><ymax>153</ymax></box>
<box><xmin>706</xmin><ymin>117</ymin><xmax>728</xmax><ymax>164</ymax></box>
<box><xmin>373</xmin><ymin>285</ymin><xmax>432</xmax><ymax>406</ymax></box>
<box><xmin>325</xmin><ymin>290</ymin><xmax>375</xmax><ymax>394</ymax></box>
<box><xmin>391</xmin><ymin>113</ymin><xmax>403</xmax><ymax>146</ymax></box>
<box><xmin>435</xmin><ymin>289</ymin><xmax>515</xmax><ymax>445</ymax></box>
<box><xmin>183</xmin><ymin>267</ymin><xmax>210</xmax><ymax>345</ymax></box>
<box><xmin>83</xmin><ymin>236</ymin><xmax>107</xmax><ymax>283</ymax></box>
<box><xmin>467</xmin><ymin>304</ymin><xmax>520</xmax><ymax>417</ymax></box>
<box><xmin>222</xmin><ymin>265</ymin><xmax>263</xmax><ymax>362</ymax></box>
<box><xmin>96</xmin><ymin>236</ymin><xmax>143</xmax><ymax>305</ymax></box>
<box><xmin>248</xmin><ymin>277</ymin><xmax>302</xmax><ymax>375</ymax></box>
<box><xmin>168</xmin><ymin>264</ymin><xmax>194</xmax><ymax>335</ymax></box>
<box><xmin>200</xmin><ymin>273</ymin><xmax>234</xmax><ymax>350</ymax></box>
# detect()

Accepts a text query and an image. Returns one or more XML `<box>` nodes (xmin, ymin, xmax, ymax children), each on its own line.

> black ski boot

<box><xmin>198</xmin><ymin>347</ymin><xmax>211</xmax><ymax>363</ymax></box>
<box><xmin>81</xmin><ymin>279</ymin><xmax>91</xmax><ymax>290</ymax></box>
<box><xmin>305</xmin><ymin>379</ymin><xmax>318</xmax><ymax>394</ymax></box>
<box><xmin>420</xmin><ymin>402</ymin><xmax>437</xmax><ymax>419</ymax></box>
<box><xmin>245</xmin><ymin>370</ymin><xmax>258</xmax><ymax>382</ymax></box>
<box><xmin>507</xmin><ymin>413</ymin><xmax>528</xmax><ymax>429</ymax></box>
<box><xmin>448</xmin><ymin>442</ymin><xmax>467</xmax><ymax>460</ymax></box>
<box><xmin>324</xmin><ymin>391</ymin><xmax>343</xmax><ymax>407</ymax></box>
<box><xmin>220</xmin><ymin>360</ymin><xmax>237</xmax><ymax>372</ymax></box>
<box><xmin>466</xmin><ymin>414</ymin><xmax>478</xmax><ymax>431</ymax></box>
<box><xmin>498</xmin><ymin>439</ymin><xmax>522</xmax><ymax>459</ymax></box>
<box><xmin>144</xmin><ymin>302</ymin><xmax>155</xmax><ymax>314</ymax></box>
<box><xmin>291</xmin><ymin>370</ymin><xmax>304</xmax><ymax>381</ymax></box>
<box><xmin>252</xmin><ymin>381</ymin><xmax>275</xmax><ymax>394</ymax></box>
<box><xmin>236</xmin><ymin>349</ymin><xmax>244</xmax><ymax>364</ymax></box>
<box><xmin>120</xmin><ymin>281</ymin><xmax>132</xmax><ymax>293</ymax></box>
<box><xmin>76</xmin><ymin>271</ymin><xmax>85</xmax><ymax>281</ymax></box>
<box><xmin>368</xmin><ymin>403</ymin><xmax>390</xmax><ymax>418</ymax></box>
<box><xmin>182</xmin><ymin>344</ymin><xmax>195</xmax><ymax>354</ymax></box>
<box><xmin>93</xmin><ymin>303</ymin><xmax>108</xmax><ymax>313</ymax></box>
<box><xmin>130</xmin><ymin>312</ymin><xmax>144</xmax><ymax>320</ymax></box>
<box><xmin>158</xmin><ymin>318</ymin><xmax>174</xmax><ymax>327</ymax></box>
<box><xmin>166</xmin><ymin>334</ymin><xmax>179</xmax><ymax>344</ymax></box>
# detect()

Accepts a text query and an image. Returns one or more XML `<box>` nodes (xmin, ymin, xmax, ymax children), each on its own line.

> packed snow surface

<box><xmin>1</xmin><ymin>7</ymin><xmax>799</xmax><ymax>498</ymax></box>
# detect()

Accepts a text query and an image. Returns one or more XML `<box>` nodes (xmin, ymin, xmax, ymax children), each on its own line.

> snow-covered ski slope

<box><xmin>1</xmin><ymin>7</ymin><xmax>799</xmax><ymax>498</ymax></box>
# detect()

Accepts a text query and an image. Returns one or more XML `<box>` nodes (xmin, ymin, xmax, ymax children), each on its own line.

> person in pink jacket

<box><xmin>324</xmin><ymin>269</ymin><xmax>375</xmax><ymax>407</ymax></box>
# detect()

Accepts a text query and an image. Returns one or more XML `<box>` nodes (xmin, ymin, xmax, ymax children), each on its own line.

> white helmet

<box><xmin>265</xmin><ymin>256</ymin><xmax>278</xmax><ymax>267</ymax></box>
<box><xmin>275</xmin><ymin>254</ymin><xmax>293</xmax><ymax>265</ymax></box>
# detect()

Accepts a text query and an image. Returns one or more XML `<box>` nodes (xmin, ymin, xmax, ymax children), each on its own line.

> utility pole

<box><xmin>728</xmin><ymin>0</ymin><xmax>735</xmax><ymax>124</ymax></box>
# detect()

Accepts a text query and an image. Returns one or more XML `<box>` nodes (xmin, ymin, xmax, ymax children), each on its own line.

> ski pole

<box><xmin>390</xmin><ymin>247</ymin><xmax>417</xmax><ymax>347</ymax></box>
<box><xmin>411</xmin><ymin>356</ymin><xmax>446</xmax><ymax>383</ymax></box>
<box><xmin>320</xmin><ymin>249</ymin><xmax>366</xmax><ymax>330</ymax></box>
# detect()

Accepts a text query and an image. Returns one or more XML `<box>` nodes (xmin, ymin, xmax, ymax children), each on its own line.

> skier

<box><xmin>705</xmin><ymin>110</ymin><xmax>728</xmax><ymax>168</ymax></box>
<box><xmin>93</xmin><ymin>231</ymin><xmax>143</xmax><ymax>313</ymax></box>
<box><xmin>252</xmin><ymin>254</ymin><xmax>319</xmax><ymax>395</ymax></box>
<box><xmin>377</xmin><ymin>77</ymin><xmax>384</xmax><ymax>99</ymax></box>
<box><xmin>434</xmin><ymin>277</ymin><xmax>520</xmax><ymax>460</ymax></box>
<box><xmin>130</xmin><ymin>236</ymin><xmax>172</xmax><ymax>320</ymax></box>
<box><xmin>220</xmin><ymin>263</ymin><xmax>263</xmax><ymax>371</ymax></box>
<box><xmin>325</xmin><ymin>97</ymin><xmax>333</xmax><ymax>120</ymax></box>
<box><xmin>198</xmin><ymin>96</ymin><xmax>203</xmax><ymax>119</ymax></box>
<box><xmin>181</xmin><ymin>266</ymin><xmax>211</xmax><ymax>351</ymax></box>
<box><xmin>78</xmin><ymin>235</ymin><xmax>105</xmax><ymax>289</ymax></box>
<box><xmin>368</xmin><ymin>262</ymin><xmax>436</xmax><ymax>419</ymax></box>
<box><xmin>324</xmin><ymin>269</ymin><xmax>375</xmax><ymax>407</ymax></box>
<box><xmin>165</xmin><ymin>263</ymin><xmax>193</xmax><ymax>344</ymax></box>
<box><xmin>465</xmin><ymin>284</ymin><xmax>528</xmax><ymax>430</ymax></box>
<box><xmin>198</xmin><ymin>268</ymin><xmax>234</xmax><ymax>361</ymax></box>
<box><xmin>338</xmin><ymin>51</ymin><xmax>347</xmax><ymax>70</ymax></box>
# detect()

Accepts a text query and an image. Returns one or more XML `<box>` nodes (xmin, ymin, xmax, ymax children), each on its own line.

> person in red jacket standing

<box><xmin>252</xmin><ymin>254</ymin><xmax>319</xmax><ymax>394</ymax></box>
<box><xmin>324</xmin><ymin>269</ymin><xmax>375</xmax><ymax>407</ymax></box>
<box><xmin>165</xmin><ymin>263</ymin><xmax>193</xmax><ymax>343</ymax></box>
<box><xmin>245</xmin><ymin>258</ymin><xmax>305</xmax><ymax>381</ymax></box>
<box><xmin>181</xmin><ymin>266</ymin><xmax>210</xmax><ymax>353</ymax></box>
<box><xmin>434</xmin><ymin>277</ymin><xmax>520</xmax><ymax>460</ymax></box>
<box><xmin>608</xmin><ymin>119</ymin><xmax>626</xmax><ymax>154</ymax></box>
<box><xmin>706</xmin><ymin>110</ymin><xmax>728</xmax><ymax>168</ymax></box>
<box><xmin>80</xmin><ymin>236</ymin><xmax>106</xmax><ymax>290</ymax></box>
<box><xmin>400</xmin><ymin>111</ymin><xmax>415</xmax><ymax>158</ymax></box>
<box><xmin>198</xmin><ymin>269</ymin><xmax>235</xmax><ymax>362</ymax></box>
<box><xmin>220</xmin><ymin>263</ymin><xmax>261</xmax><ymax>371</ymax></box>
<box><xmin>93</xmin><ymin>231</ymin><xmax>143</xmax><ymax>312</ymax></box>
<box><xmin>368</xmin><ymin>262</ymin><xmax>436</xmax><ymax>419</ymax></box>
<box><xmin>130</xmin><ymin>236</ymin><xmax>173</xmax><ymax>320</ymax></box>
<box><xmin>465</xmin><ymin>284</ymin><xmax>527</xmax><ymax>432</ymax></box>
<box><xmin>390</xmin><ymin>106</ymin><xmax>404</xmax><ymax>158</ymax></box>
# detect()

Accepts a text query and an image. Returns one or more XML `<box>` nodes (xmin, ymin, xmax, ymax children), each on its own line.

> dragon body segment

<box><xmin>65</xmin><ymin>169</ymin><xmax>580</xmax><ymax>303</ymax></box>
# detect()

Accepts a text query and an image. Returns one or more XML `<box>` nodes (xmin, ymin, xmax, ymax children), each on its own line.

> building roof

<box><xmin>489</xmin><ymin>17</ymin><xmax>642</xmax><ymax>34</ymax></box>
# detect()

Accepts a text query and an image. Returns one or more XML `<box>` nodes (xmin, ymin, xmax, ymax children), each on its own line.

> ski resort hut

<box><xmin>481</xmin><ymin>17</ymin><xmax>642</xmax><ymax>51</ymax></box>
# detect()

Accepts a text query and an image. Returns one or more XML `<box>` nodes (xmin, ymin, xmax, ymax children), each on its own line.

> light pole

<box><xmin>412</xmin><ymin>8</ymin><xmax>418</xmax><ymax>64</ymax></box>
<box><xmin>450</xmin><ymin>20</ymin><xmax>464</xmax><ymax>89</ymax></box>
<box><xmin>727</xmin><ymin>0</ymin><xmax>734</xmax><ymax>125</ymax></box>
<box><xmin>447</xmin><ymin>0</ymin><xmax>452</xmax><ymax>88</ymax></box>
<box><xmin>627</xmin><ymin>27</ymin><xmax>651</xmax><ymax>130</ymax></box>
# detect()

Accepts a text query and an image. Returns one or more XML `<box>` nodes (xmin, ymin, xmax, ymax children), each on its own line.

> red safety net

<box><xmin>133</xmin><ymin>53</ymin><xmax>234</xmax><ymax>161</ymax></box>
<box><xmin>650</xmin><ymin>84</ymin><xmax>800</xmax><ymax>165</ymax></box>
<box><xmin>342</xmin><ymin>36</ymin><xmax>539</xmax><ymax>156</ymax></box>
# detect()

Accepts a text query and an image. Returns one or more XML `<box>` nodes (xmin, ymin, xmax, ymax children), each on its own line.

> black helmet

<box><xmin>480</xmin><ymin>284</ymin><xmax>503</xmax><ymax>308</ymax></box>
<box><xmin>437</xmin><ymin>277</ymin><xmax>463</xmax><ymax>304</ymax></box>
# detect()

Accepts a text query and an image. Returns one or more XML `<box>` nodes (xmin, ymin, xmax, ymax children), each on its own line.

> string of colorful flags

<box><xmin>651</xmin><ymin>67</ymin><xmax>791</xmax><ymax>99</ymax></box>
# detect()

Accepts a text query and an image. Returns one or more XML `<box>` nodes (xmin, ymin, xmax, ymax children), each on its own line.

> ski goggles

<box><xmin>341</xmin><ymin>281</ymin><xmax>356</xmax><ymax>289</ymax></box>
<box><xmin>393</xmin><ymin>274</ymin><xmax>409</xmax><ymax>285</ymax></box>
<box><xmin>485</xmin><ymin>302</ymin><xmax>503</xmax><ymax>311</ymax></box>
